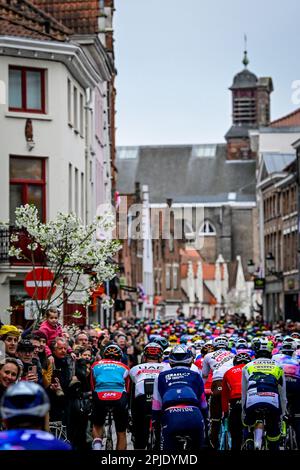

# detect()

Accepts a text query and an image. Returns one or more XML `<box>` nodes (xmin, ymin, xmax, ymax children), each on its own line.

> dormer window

<box><xmin>199</xmin><ymin>220</ymin><xmax>216</xmax><ymax>236</ymax></box>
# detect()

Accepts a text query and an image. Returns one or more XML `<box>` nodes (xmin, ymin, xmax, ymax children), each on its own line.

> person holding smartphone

<box><xmin>16</xmin><ymin>340</ymin><xmax>38</xmax><ymax>383</ymax></box>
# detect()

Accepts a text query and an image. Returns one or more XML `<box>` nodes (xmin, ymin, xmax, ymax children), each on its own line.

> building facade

<box><xmin>0</xmin><ymin>0</ymin><xmax>116</xmax><ymax>325</ymax></box>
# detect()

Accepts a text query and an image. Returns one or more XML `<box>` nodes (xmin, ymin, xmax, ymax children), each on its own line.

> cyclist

<box><xmin>202</xmin><ymin>336</ymin><xmax>234</xmax><ymax>448</ymax></box>
<box><xmin>90</xmin><ymin>343</ymin><xmax>130</xmax><ymax>450</ymax></box>
<box><xmin>273</xmin><ymin>340</ymin><xmax>300</xmax><ymax>447</ymax></box>
<box><xmin>129</xmin><ymin>343</ymin><xmax>165</xmax><ymax>449</ymax></box>
<box><xmin>151</xmin><ymin>336</ymin><xmax>169</xmax><ymax>352</ymax></box>
<box><xmin>221</xmin><ymin>352</ymin><xmax>252</xmax><ymax>450</ymax></box>
<box><xmin>152</xmin><ymin>345</ymin><xmax>207</xmax><ymax>451</ymax></box>
<box><xmin>195</xmin><ymin>343</ymin><xmax>214</xmax><ymax>397</ymax></box>
<box><xmin>242</xmin><ymin>338</ymin><xmax>287</xmax><ymax>450</ymax></box>
<box><xmin>0</xmin><ymin>382</ymin><xmax>71</xmax><ymax>450</ymax></box>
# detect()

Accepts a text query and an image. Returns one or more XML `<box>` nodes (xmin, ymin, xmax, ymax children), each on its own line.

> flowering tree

<box><xmin>9</xmin><ymin>204</ymin><xmax>120</xmax><ymax>326</ymax></box>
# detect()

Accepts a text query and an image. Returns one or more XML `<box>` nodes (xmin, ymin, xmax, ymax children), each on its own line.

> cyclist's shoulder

<box><xmin>0</xmin><ymin>429</ymin><xmax>72</xmax><ymax>450</ymax></box>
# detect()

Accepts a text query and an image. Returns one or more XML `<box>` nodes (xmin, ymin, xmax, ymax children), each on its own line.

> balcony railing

<box><xmin>0</xmin><ymin>226</ymin><xmax>46</xmax><ymax>265</ymax></box>
<box><xmin>0</xmin><ymin>226</ymin><xmax>10</xmax><ymax>262</ymax></box>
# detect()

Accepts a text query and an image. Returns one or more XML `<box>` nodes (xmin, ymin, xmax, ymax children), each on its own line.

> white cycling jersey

<box><xmin>201</xmin><ymin>349</ymin><xmax>234</xmax><ymax>382</ymax></box>
<box><xmin>129</xmin><ymin>362</ymin><xmax>164</xmax><ymax>398</ymax></box>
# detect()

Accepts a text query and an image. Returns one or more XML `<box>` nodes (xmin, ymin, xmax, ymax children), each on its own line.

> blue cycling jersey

<box><xmin>152</xmin><ymin>365</ymin><xmax>207</xmax><ymax>422</ymax></box>
<box><xmin>0</xmin><ymin>429</ymin><xmax>72</xmax><ymax>450</ymax></box>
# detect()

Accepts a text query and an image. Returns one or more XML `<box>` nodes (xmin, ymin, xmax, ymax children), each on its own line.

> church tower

<box><xmin>225</xmin><ymin>42</ymin><xmax>273</xmax><ymax>160</ymax></box>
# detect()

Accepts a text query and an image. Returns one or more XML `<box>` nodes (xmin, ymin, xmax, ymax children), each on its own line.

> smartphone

<box><xmin>28</xmin><ymin>365</ymin><xmax>37</xmax><ymax>375</ymax></box>
<box><xmin>51</xmin><ymin>368</ymin><xmax>61</xmax><ymax>383</ymax></box>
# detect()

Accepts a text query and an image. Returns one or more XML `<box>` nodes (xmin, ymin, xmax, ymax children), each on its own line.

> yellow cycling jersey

<box><xmin>244</xmin><ymin>359</ymin><xmax>284</xmax><ymax>381</ymax></box>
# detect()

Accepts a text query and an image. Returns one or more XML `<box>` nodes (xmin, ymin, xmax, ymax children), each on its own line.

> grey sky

<box><xmin>114</xmin><ymin>0</ymin><xmax>300</xmax><ymax>146</ymax></box>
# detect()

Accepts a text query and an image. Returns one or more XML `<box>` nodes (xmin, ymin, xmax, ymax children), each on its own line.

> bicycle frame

<box><xmin>104</xmin><ymin>408</ymin><xmax>114</xmax><ymax>450</ymax></box>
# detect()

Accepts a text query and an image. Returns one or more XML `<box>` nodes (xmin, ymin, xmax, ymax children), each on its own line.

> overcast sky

<box><xmin>114</xmin><ymin>0</ymin><xmax>300</xmax><ymax>146</ymax></box>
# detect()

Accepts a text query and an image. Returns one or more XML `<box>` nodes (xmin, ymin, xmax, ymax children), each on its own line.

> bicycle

<box><xmin>218</xmin><ymin>417</ymin><xmax>232</xmax><ymax>450</ymax></box>
<box><xmin>241</xmin><ymin>409</ymin><xmax>268</xmax><ymax>450</ymax></box>
<box><xmin>103</xmin><ymin>407</ymin><xmax>114</xmax><ymax>450</ymax></box>
<box><xmin>49</xmin><ymin>420</ymin><xmax>69</xmax><ymax>442</ymax></box>
<box><xmin>280</xmin><ymin>415</ymin><xmax>298</xmax><ymax>450</ymax></box>
<box><xmin>174</xmin><ymin>434</ymin><xmax>192</xmax><ymax>451</ymax></box>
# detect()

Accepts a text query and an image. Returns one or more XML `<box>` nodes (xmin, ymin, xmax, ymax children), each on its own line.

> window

<box><xmin>169</xmin><ymin>233</ymin><xmax>174</xmax><ymax>252</ymax></box>
<box><xmin>199</xmin><ymin>220</ymin><xmax>216</xmax><ymax>236</ymax></box>
<box><xmin>67</xmin><ymin>79</ymin><xmax>72</xmax><ymax>125</ymax></box>
<box><xmin>9</xmin><ymin>66</ymin><xmax>45</xmax><ymax>113</ymax></box>
<box><xmin>80</xmin><ymin>93</ymin><xmax>84</xmax><ymax>137</ymax></box>
<box><xmin>173</xmin><ymin>264</ymin><xmax>178</xmax><ymax>290</ymax></box>
<box><xmin>75</xmin><ymin>168</ymin><xmax>79</xmax><ymax>216</ymax></box>
<box><xmin>68</xmin><ymin>163</ymin><xmax>73</xmax><ymax>213</ymax></box>
<box><xmin>74</xmin><ymin>86</ymin><xmax>78</xmax><ymax>131</ymax></box>
<box><xmin>10</xmin><ymin>157</ymin><xmax>46</xmax><ymax>223</ymax></box>
<box><xmin>81</xmin><ymin>172</ymin><xmax>84</xmax><ymax>221</ymax></box>
<box><xmin>165</xmin><ymin>265</ymin><xmax>171</xmax><ymax>290</ymax></box>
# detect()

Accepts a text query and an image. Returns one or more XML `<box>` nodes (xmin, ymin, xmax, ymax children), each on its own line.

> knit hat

<box><xmin>0</xmin><ymin>325</ymin><xmax>21</xmax><ymax>338</ymax></box>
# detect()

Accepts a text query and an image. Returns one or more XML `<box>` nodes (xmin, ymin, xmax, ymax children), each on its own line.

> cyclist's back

<box><xmin>152</xmin><ymin>345</ymin><xmax>207</xmax><ymax>451</ymax></box>
<box><xmin>91</xmin><ymin>344</ymin><xmax>130</xmax><ymax>450</ymax></box>
<box><xmin>0</xmin><ymin>429</ymin><xmax>71</xmax><ymax>450</ymax></box>
<box><xmin>130</xmin><ymin>343</ymin><xmax>165</xmax><ymax>449</ymax></box>
<box><xmin>242</xmin><ymin>339</ymin><xmax>287</xmax><ymax>450</ymax></box>
<box><xmin>0</xmin><ymin>381</ymin><xmax>71</xmax><ymax>451</ymax></box>
<box><xmin>273</xmin><ymin>341</ymin><xmax>300</xmax><ymax>447</ymax></box>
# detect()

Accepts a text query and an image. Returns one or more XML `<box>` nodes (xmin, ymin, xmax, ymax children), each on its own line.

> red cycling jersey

<box><xmin>221</xmin><ymin>363</ymin><xmax>246</xmax><ymax>413</ymax></box>
<box><xmin>195</xmin><ymin>356</ymin><xmax>213</xmax><ymax>395</ymax></box>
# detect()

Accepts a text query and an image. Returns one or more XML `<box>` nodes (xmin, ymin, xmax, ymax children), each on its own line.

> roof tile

<box><xmin>0</xmin><ymin>0</ymin><xmax>70</xmax><ymax>41</ymax></box>
<box><xmin>32</xmin><ymin>0</ymin><xmax>100</xmax><ymax>34</ymax></box>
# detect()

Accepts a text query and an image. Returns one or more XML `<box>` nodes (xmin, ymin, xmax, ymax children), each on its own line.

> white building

<box><xmin>0</xmin><ymin>1</ymin><xmax>115</xmax><ymax>324</ymax></box>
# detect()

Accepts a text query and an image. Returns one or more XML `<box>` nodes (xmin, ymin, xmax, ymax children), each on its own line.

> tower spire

<box><xmin>243</xmin><ymin>34</ymin><xmax>249</xmax><ymax>68</ymax></box>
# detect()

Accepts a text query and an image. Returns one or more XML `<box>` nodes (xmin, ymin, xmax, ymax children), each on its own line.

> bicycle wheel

<box><xmin>105</xmin><ymin>429</ymin><xmax>113</xmax><ymax>450</ymax></box>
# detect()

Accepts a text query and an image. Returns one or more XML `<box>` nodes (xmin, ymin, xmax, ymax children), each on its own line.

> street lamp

<box><xmin>247</xmin><ymin>259</ymin><xmax>256</xmax><ymax>275</ymax></box>
<box><xmin>265</xmin><ymin>252</ymin><xmax>283</xmax><ymax>279</ymax></box>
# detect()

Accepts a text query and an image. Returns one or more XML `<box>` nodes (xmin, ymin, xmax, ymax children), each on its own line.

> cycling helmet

<box><xmin>102</xmin><ymin>343</ymin><xmax>123</xmax><ymax>360</ymax></box>
<box><xmin>201</xmin><ymin>343</ymin><xmax>215</xmax><ymax>356</ymax></box>
<box><xmin>151</xmin><ymin>336</ymin><xmax>169</xmax><ymax>351</ymax></box>
<box><xmin>213</xmin><ymin>336</ymin><xmax>228</xmax><ymax>350</ymax></box>
<box><xmin>233</xmin><ymin>352</ymin><xmax>252</xmax><ymax>366</ymax></box>
<box><xmin>143</xmin><ymin>342</ymin><xmax>163</xmax><ymax>360</ymax></box>
<box><xmin>283</xmin><ymin>336</ymin><xmax>294</xmax><ymax>343</ymax></box>
<box><xmin>169</xmin><ymin>345</ymin><xmax>193</xmax><ymax>366</ymax></box>
<box><xmin>193</xmin><ymin>339</ymin><xmax>205</xmax><ymax>350</ymax></box>
<box><xmin>1</xmin><ymin>382</ymin><xmax>50</xmax><ymax>420</ymax></box>
<box><xmin>236</xmin><ymin>338</ymin><xmax>248</xmax><ymax>348</ymax></box>
<box><xmin>191</xmin><ymin>335</ymin><xmax>202</xmax><ymax>343</ymax></box>
<box><xmin>281</xmin><ymin>340</ymin><xmax>296</xmax><ymax>356</ymax></box>
<box><xmin>253</xmin><ymin>338</ymin><xmax>273</xmax><ymax>357</ymax></box>
<box><xmin>251</xmin><ymin>337</ymin><xmax>261</xmax><ymax>349</ymax></box>
<box><xmin>163</xmin><ymin>346</ymin><xmax>172</xmax><ymax>359</ymax></box>
<box><xmin>291</xmin><ymin>332</ymin><xmax>300</xmax><ymax>340</ymax></box>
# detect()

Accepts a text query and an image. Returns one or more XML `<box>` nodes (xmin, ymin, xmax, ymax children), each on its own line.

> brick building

<box><xmin>116</xmin><ymin>53</ymin><xmax>270</xmax><ymax>319</ymax></box>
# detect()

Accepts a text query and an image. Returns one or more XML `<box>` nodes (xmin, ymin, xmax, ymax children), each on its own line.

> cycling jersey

<box><xmin>195</xmin><ymin>356</ymin><xmax>212</xmax><ymax>395</ymax></box>
<box><xmin>202</xmin><ymin>349</ymin><xmax>234</xmax><ymax>382</ymax></box>
<box><xmin>129</xmin><ymin>362</ymin><xmax>164</xmax><ymax>398</ymax></box>
<box><xmin>273</xmin><ymin>353</ymin><xmax>300</xmax><ymax>394</ymax></box>
<box><xmin>91</xmin><ymin>359</ymin><xmax>130</xmax><ymax>399</ymax></box>
<box><xmin>0</xmin><ymin>429</ymin><xmax>72</xmax><ymax>450</ymax></box>
<box><xmin>242</xmin><ymin>358</ymin><xmax>287</xmax><ymax>417</ymax></box>
<box><xmin>152</xmin><ymin>365</ymin><xmax>207</xmax><ymax>420</ymax></box>
<box><xmin>221</xmin><ymin>363</ymin><xmax>245</xmax><ymax>413</ymax></box>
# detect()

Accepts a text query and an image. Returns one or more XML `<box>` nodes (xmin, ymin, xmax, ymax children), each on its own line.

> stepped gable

<box><xmin>0</xmin><ymin>0</ymin><xmax>70</xmax><ymax>41</ymax></box>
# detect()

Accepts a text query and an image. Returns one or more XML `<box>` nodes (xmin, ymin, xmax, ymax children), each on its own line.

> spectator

<box><xmin>38</xmin><ymin>308</ymin><xmax>64</xmax><ymax>363</ymax></box>
<box><xmin>31</xmin><ymin>330</ymin><xmax>53</xmax><ymax>389</ymax></box>
<box><xmin>0</xmin><ymin>357</ymin><xmax>21</xmax><ymax>402</ymax></box>
<box><xmin>48</xmin><ymin>337</ymin><xmax>75</xmax><ymax>424</ymax></box>
<box><xmin>16</xmin><ymin>339</ymin><xmax>38</xmax><ymax>383</ymax></box>
<box><xmin>0</xmin><ymin>325</ymin><xmax>20</xmax><ymax>358</ymax></box>
<box><xmin>74</xmin><ymin>332</ymin><xmax>89</xmax><ymax>348</ymax></box>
